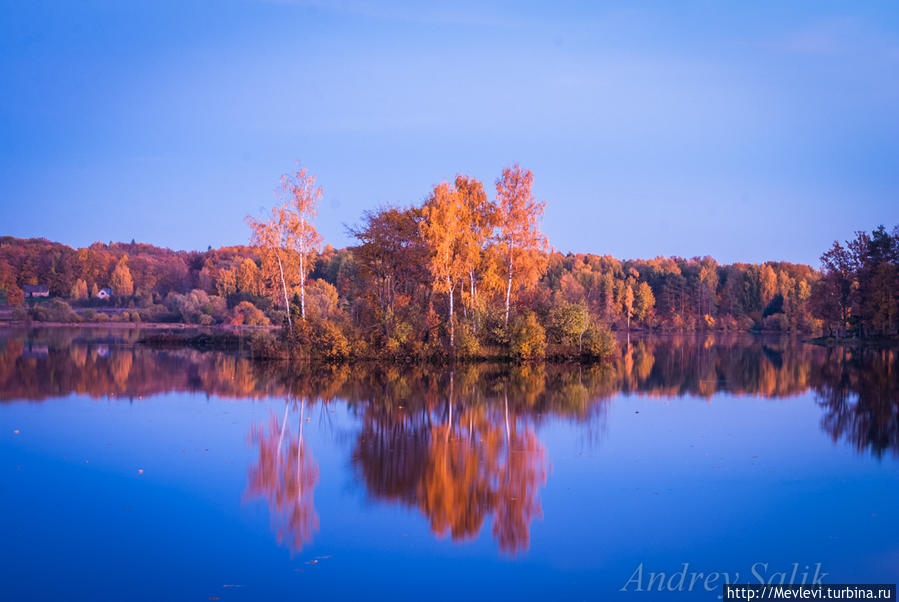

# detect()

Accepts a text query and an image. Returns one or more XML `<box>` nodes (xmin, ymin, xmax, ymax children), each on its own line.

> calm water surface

<box><xmin>1</xmin><ymin>328</ymin><xmax>897</xmax><ymax>600</ymax></box>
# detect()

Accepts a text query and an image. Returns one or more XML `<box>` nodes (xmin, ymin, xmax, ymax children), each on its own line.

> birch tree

<box><xmin>247</xmin><ymin>207</ymin><xmax>296</xmax><ymax>334</ymax></box>
<box><xmin>281</xmin><ymin>168</ymin><xmax>323</xmax><ymax>321</ymax></box>
<box><xmin>420</xmin><ymin>182</ymin><xmax>466</xmax><ymax>350</ymax></box>
<box><xmin>247</xmin><ymin>166</ymin><xmax>323</xmax><ymax>335</ymax></box>
<box><xmin>454</xmin><ymin>175</ymin><xmax>497</xmax><ymax>324</ymax></box>
<box><xmin>494</xmin><ymin>165</ymin><xmax>547</xmax><ymax>326</ymax></box>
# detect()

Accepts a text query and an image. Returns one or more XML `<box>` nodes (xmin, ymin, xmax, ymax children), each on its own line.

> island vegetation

<box><xmin>1</xmin><ymin>164</ymin><xmax>896</xmax><ymax>360</ymax></box>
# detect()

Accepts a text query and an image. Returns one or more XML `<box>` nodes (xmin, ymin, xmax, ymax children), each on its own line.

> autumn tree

<box><xmin>495</xmin><ymin>165</ymin><xmax>548</xmax><ymax>326</ymax></box>
<box><xmin>814</xmin><ymin>225</ymin><xmax>899</xmax><ymax>338</ymax></box>
<box><xmin>70</xmin><ymin>278</ymin><xmax>88</xmax><ymax>300</ymax></box>
<box><xmin>454</xmin><ymin>175</ymin><xmax>498</xmax><ymax>322</ymax></box>
<box><xmin>817</xmin><ymin>241</ymin><xmax>857</xmax><ymax>337</ymax></box>
<box><xmin>633</xmin><ymin>281</ymin><xmax>655</xmax><ymax>323</ymax></box>
<box><xmin>420</xmin><ymin>182</ymin><xmax>467</xmax><ymax>349</ymax></box>
<box><xmin>248</xmin><ymin>166</ymin><xmax>323</xmax><ymax>333</ymax></box>
<box><xmin>0</xmin><ymin>260</ymin><xmax>23</xmax><ymax>306</ymax></box>
<box><xmin>215</xmin><ymin>267</ymin><xmax>237</xmax><ymax>297</ymax></box>
<box><xmin>621</xmin><ymin>281</ymin><xmax>635</xmax><ymax>330</ymax></box>
<box><xmin>236</xmin><ymin>258</ymin><xmax>262</xmax><ymax>296</ymax></box>
<box><xmin>549</xmin><ymin>301</ymin><xmax>588</xmax><ymax>353</ymax></box>
<box><xmin>281</xmin><ymin>167</ymin><xmax>323</xmax><ymax>321</ymax></box>
<box><xmin>248</xmin><ymin>213</ymin><xmax>294</xmax><ymax>332</ymax></box>
<box><xmin>349</xmin><ymin>205</ymin><xmax>428</xmax><ymax>341</ymax></box>
<box><xmin>110</xmin><ymin>255</ymin><xmax>134</xmax><ymax>297</ymax></box>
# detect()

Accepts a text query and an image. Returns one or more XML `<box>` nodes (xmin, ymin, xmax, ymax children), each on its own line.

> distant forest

<box><xmin>1</xmin><ymin>165</ymin><xmax>896</xmax><ymax>358</ymax></box>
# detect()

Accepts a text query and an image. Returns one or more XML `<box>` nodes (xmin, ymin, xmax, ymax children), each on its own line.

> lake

<box><xmin>1</xmin><ymin>328</ymin><xmax>897</xmax><ymax>600</ymax></box>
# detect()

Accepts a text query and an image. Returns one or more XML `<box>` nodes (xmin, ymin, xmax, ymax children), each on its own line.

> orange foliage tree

<box><xmin>454</xmin><ymin>175</ymin><xmax>498</xmax><ymax>322</ymax></box>
<box><xmin>281</xmin><ymin>168</ymin><xmax>323</xmax><ymax>321</ymax></box>
<box><xmin>495</xmin><ymin>165</ymin><xmax>547</xmax><ymax>326</ymax></box>
<box><xmin>420</xmin><ymin>182</ymin><xmax>468</xmax><ymax>349</ymax></box>
<box><xmin>247</xmin><ymin>165</ymin><xmax>323</xmax><ymax>333</ymax></box>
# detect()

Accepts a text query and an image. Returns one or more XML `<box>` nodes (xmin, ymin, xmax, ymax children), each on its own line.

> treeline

<box><xmin>2</xmin><ymin>164</ymin><xmax>895</xmax><ymax>356</ymax></box>
<box><xmin>814</xmin><ymin>225</ymin><xmax>899</xmax><ymax>339</ymax></box>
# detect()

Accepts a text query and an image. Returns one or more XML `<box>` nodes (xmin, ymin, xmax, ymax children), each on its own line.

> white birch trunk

<box><xmin>276</xmin><ymin>249</ymin><xmax>292</xmax><ymax>335</ymax></box>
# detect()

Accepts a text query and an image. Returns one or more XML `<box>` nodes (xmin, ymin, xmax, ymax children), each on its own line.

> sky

<box><xmin>1</xmin><ymin>0</ymin><xmax>898</xmax><ymax>265</ymax></box>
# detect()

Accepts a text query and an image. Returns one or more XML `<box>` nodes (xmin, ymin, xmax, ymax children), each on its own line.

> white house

<box><xmin>96</xmin><ymin>288</ymin><xmax>113</xmax><ymax>300</ymax></box>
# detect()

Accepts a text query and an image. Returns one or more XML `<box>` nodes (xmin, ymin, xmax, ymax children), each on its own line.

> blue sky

<box><xmin>2</xmin><ymin>1</ymin><xmax>897</xmax><ymax>265</ymax></box>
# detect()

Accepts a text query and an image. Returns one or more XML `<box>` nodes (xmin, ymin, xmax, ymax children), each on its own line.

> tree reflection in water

<box><xmin>3</xmin><ymin>328</ymin><xmax>898</xmax><ymax>552</ymax></box>
<box><xmin>814</xmin><ymin>347</ymin><xmax>898</xmax><ymax>459</ymax></box>
<box><xmin>245</xmin><ymin>400</ymin><xmax>319</xmax><ymax>554</ymax></box>
<box><xmin>351</xmin><ymin>371</ymin><xmax>548</xmax><ymax>555</ymax></box>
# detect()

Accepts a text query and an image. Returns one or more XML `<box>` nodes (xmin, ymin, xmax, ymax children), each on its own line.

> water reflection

<box><xmin>814</xmin><ymin>347</ymin><xmax>899</xmax><ymax>459</ymax></box>
<box><xmin>1</xmin><ymin>329</ymin><xmax>896</xmax><ymax>460</ymax></box>
<box><xmin>246</xmin><ymin>401</ymin><xmax>319</xmax><ymax>554</ymax></box>
<box><xmin>2</xmin><ymin>328</ymin><xmax>898</xmax><ymax>554</ymax></box>
<box><xmin>352</xmin><ymin>375</ymin><xmax>547</xmax><ymax>555</ymax></box>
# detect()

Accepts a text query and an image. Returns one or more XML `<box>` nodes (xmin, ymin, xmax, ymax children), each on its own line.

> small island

<box><xmin>1</xmin><ymin>166</ymin><xmax>896</xmax><ymax>362</ymax></box>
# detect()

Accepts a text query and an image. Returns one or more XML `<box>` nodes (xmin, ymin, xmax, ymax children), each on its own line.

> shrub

<box><xmin>581</xmin><ymin>323</ymin><xmax>617</xmax><ymax>360</ymax></box>
<box><xmin>165</xmin><ymin>289</ymin><xmax>227</xmax><ymax>324</ymax></box>
<box><xmin>30</xmin><ymin>299</ymin><xmax>80</xmax><ymax>323</ymax></box>
<box><xmin>386</xmin><ymin>320</ymin><xmax>415</xmax><ymax>355</ymax></box>
<box><xmin>292</xmin><ymin>318</ymin><xmax>350</xmax><ymax>360</ymax></box>
<box><xmin>548</xmin><ymin>302</ymin><xmax>588</xmax><ymax>349</ymax></box>
<box><xmin>230</xmin><ymin>301</ymin><xmax>270</xmax><ymax>326</ymax></box>
<box><xmin>309</xmin><ymin>319</ymin><xmax>350</xmax><ymax>360</ymax></box>
<box><xmin>139</xmin><ymin>304</ymin><xmax>176</xmax><ymax>323</ymax></box>
<box><xmin>510</xmin><ymin>312</ymin><xmax>546</xmax><ymax>360</ymax></box>
<box><xmin>269</xmin><ymin>310</ymin><xmax>288</xmax><ymax>329</ymax></box>
<box><xmin>226</xmin><ymin>291</ymin><xmax>272</xmax><ymax>311</ymax></box>
<box><xmin>762</xmin><ymin>313</ymin><xmax>789</xmax><ymax>332</ymax></box>
<box><xmin>455</xmin><ymin>320</ymin><xmax>480</xmax><ymax>356</ymax></box>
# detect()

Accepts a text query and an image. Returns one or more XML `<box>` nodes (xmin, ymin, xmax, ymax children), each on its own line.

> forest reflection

<box><xmin>351</xmin><ymin>374</ymin><xmax>547</xmax><ymax>555</ymax></box>
<box><xmin>1</xmin><ymin>328</ymin><xmax>896</xmax><ymax>459</ymax></box>
<box><xmin>3</xmin><ymin>328</ymin><xmax>897</xmax><ymax>553</ymax></box>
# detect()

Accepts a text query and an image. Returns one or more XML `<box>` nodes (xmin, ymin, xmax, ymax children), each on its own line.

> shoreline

<box><xmin>0</xmin><ymin>320</ymin><xmax>279</xmax><ymax>332</ymax></box>
<box><xmin>805</xmin><ymin>335</ymin><xmax>899</xmax><ymax>349</ymax></box>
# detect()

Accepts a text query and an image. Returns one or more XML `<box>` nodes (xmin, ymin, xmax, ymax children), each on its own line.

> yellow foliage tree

<box><xmin>236</xmin><ymin>258</ymin><xmax>262</xmax><ymax>296</ymax></box>
<box><xmin>110</xmin><ymin>256</ymin><xmax>134</xmax><ymax>297</ymax></box>
<box><xmin>70</xmin><ymin>278</ymin><xmax>88</xmax><ymax>300</ymax></box>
